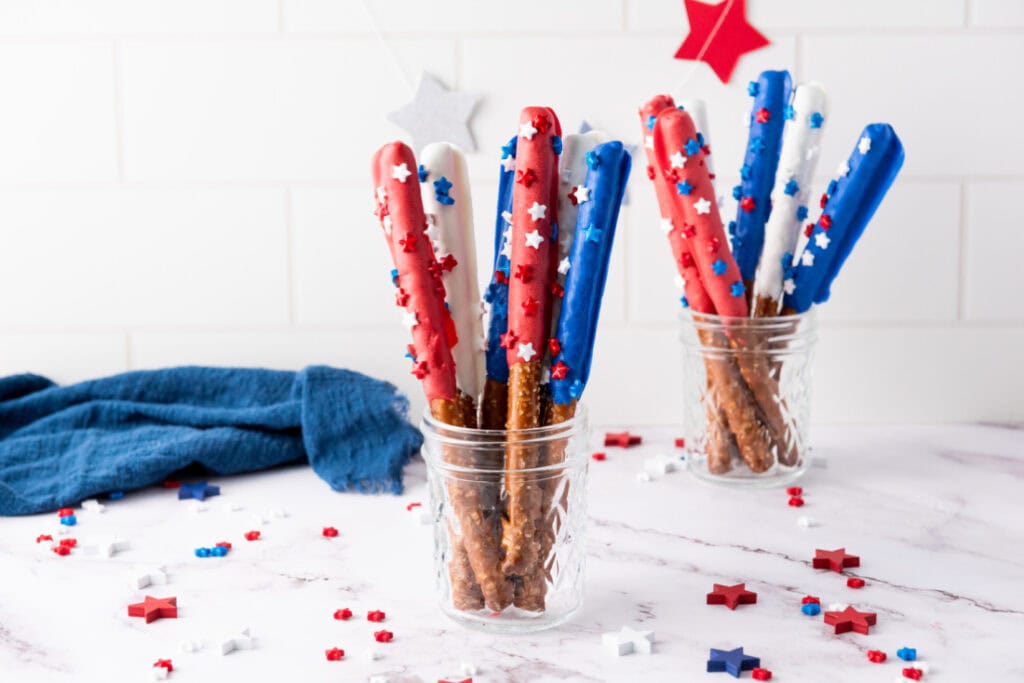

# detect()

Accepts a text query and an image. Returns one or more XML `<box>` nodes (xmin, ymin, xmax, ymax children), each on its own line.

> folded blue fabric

<box><xmin>0</xmin><ymin>365</ymin><xmax>423</xmax><ymax>515</ymax></box>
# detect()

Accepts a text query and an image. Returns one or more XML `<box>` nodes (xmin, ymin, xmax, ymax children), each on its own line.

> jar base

<box><xmin>685</xmin><ymin>450</ymin><xmax>809</xmax><ymax>489</ymax></box>
<box><xmin>440</xmin><ymin>602</ymin><xmax>582</xmax><ymax>634</ymax></box>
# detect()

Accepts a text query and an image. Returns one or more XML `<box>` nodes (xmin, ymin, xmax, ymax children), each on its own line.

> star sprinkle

<box><xmin>644</xmin><ymin>135</ymin><xmax>654</xmax><ymax>150</ymax></box>
<box><xmin>602</xmin><ymin>626</ymin><xmax>655</xmax><ymax>656</ymax></box>
<box><xmin>219</xmin><ymin>627</ymin><xmax>256</xmax><ymax>655</ymax></box>
<box><xmin>837</xmin><ymin>160</ymin><xmax>850</xmax><ymax>176</ymax></box>
<box><xmin>367</xmin><ymin>610</ymin><xmax>387</xmax><ymax>622</ymax></box>
<box><xmin>685</xmin><ymin>137</ymin><xmax>702</xmax><ymax>156</ymax></box>
<box><xmin>571</xmin><ymin>185</ymin><xmax>591</xmax><ymax>204</ymax></box>
<box><xmin>81</xmin><ymin>499</ymin><xmax>106</xmax><ymax>513</ymax></box>
<box><xmin>433</xmin><ymin>176</ymin><xmax>454</xmax><ymax>205</ymax></box>
<box><xmin>516</xmin><ymin>167</ymin><xmax>537</xmax><ymax>187</ymax></box>
<box><xmin>809</xmin><ymin>112</ymin><xmax>825</xmax><ymax>129</ymax></box>
<box><xmin>523</xmin><ymin>229</ymin><xmax>544</xmax><ymax>250</ymax></box>
<box><xmin>711</xmin><ymin>259</ymin><xmax>728</xmax><ymax>276</ymax></box>
<box><xmin>551</xmin><ymin>361</ymin><xmax>569</xmax><ymax>380</ymax></box>
<box><xmin>707</xmin><ymin>647</ymin><xmax>760</xmax><ymax>677</ymax></box>
<box><xmin>867</xmin><ymin>649</ymin><xmax>887</xmax><ymax>663</ymax></box>
<box><xmin>325</xmin><ymin>647</ymin><xmax>345</xmax><ymax>661</ymax></box>
<box><xmin>644</xmin><ymin>453</ymin><xmax>680</xmax><ymax>477</ymax></box>
<box><xmin>784</xmin><ymin>179</ymin><xmax>799</xmax><ymax>196</ymax></box>
<box><xmin>730</xmin><ymin>281</ymin><xmax>745</xmax><ymax>297</ymax></box>
<box><xmin>801</xmin><ymin>602</ymin><xmax>821</xmax><ymax>616</ymax></box>
<box><xmin>858</xmin><ymin>136</ymin><xmax>872</xmax><ymax>154</ymax></box>
<box><xmin>557</xmin><ymin>257</ymin><xmax>571</xmax><ymax>275</ymax></box>
<box><xmin>824</xmin><ymin>605</ymin><xmax>877</xmax><ymax>635</ymax></box>
<box><xmin>739</xmin><ymin>196</ymin><xmax>756</xmax><ymax>212</ymax></box>
<box><xmin>584</xmin><ymin>224</ymin><xmax>603</xmax><ymax>243</ymax></box>
<box><xmin>660</xmin><ymin>218</ymin><xmax>674</xmax><ymax>234</ymax></box>
<box><xmin>813</xmin><ymin>548</ymin><xmax>860</xmax><ymax>573</ymax></box>
<box><xmin>128</xmin><ymin>596</ymin><xmax>178</xmax><ymax>624</ymax></box>
<box><xmin>604</xmin><ymin>431</ymin><xmax>642</xmax><ymax>447</ymax></box>
<box><xmin>694</xmin><ymin>197</ymin><xmax>712</xmax><ymax>215</ymax></box>
<box><xmin>519</xmin><ymin>120</ymin><xmax>538</xmax><ymax>140</ymax></box>
<box><xmin>783</xmin><ymin>104</ymin><xmax>795</xmax><ymax>120</ymax></box>
<box><xmin>322</xmin><ymin>526</ymin><xmax>339</xmax><ymax>538</ymax></box>
<box><xmin>814</xmin><ymin>232</ymin><xmax>831</xmax><ymax>249</ymax></box>
<box><xmin>676</xmin><ymin>180</ymin><xmax>694</xmax><ymax>196</ymax></box>
<box><xmin>178</xmin><ymin>482</ymin><xmax>220</xmax><ymax>502</ymax></box>
<box><xmin>516</xmin><ymin>342</ymin><xmax>537</xmax><ymax>362</ymax></box>
<box><xmin>670</xmin><ymin>151</ymin><xmax>687</xmax><ymax>168</ymax></box>
<box><xmin>897</xmin><ymin>647</ymin><xmax>917</xmax><ymax>661</ymax></box>
<box><xmin>706</xmin><ymin>583</ymin><xmax>758</xmax><ymax>610</ymax></box>
<box><xmin>401</xmin><ymin>311</ymin><xmax>418</xmax><ymax>329</ymax></box>
<box><xmin>391</xmin><ymin>163</ymin><xmax>412</xmax><ymax>183</ymax></box>
<box><xmin>749</xmin><ymin>136</ymin><xmax>767</xmax><ymax>154</ymax></box>
<box><xmin>387</xmin><ymin>72</ymin><xmax>479</xmax><ymax>152</ymax></box>
<box><xmin>801</xmin><ymin>251</ymin><xmax>815</xmax><ymax>267</ymax></box>
<box><xmin>374</xmin><ymin>630</ymin><xmax>394</xmax><ymax>643</ymax></box>
<box><xmin>527</xmin><ymin>202</ymin><xmax>547</xmax><ymax>222</ymax></box>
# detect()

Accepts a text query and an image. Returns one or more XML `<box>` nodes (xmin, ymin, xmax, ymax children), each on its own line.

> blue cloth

<box><xmin>0</xmin><ymin>365</ymin><xmax>423</xmax><ymax>515</ymax></box>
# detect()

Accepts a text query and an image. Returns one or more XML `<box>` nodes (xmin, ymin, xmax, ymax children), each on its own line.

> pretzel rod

<box><xmin>652</xmin><ymin>108</ymin><xmax>776</xmax><ymax>473</ymax></box>
<box><xmin>639</xmin><ymin>95</ymin><xmax>735</xmax><ymax>473</ymax></box>
<box><xmin>752</xmin><ymin>84</ymin><xmax>828</xmax><ymax>317</ymax></box>
<box><xmin>420</xmin><ymin>142</ymin><xmax>485</xmax><ymax>425</ymax></box>
<box><xmin>783</xmin><ymin>123</ymin><xmax>905</xmax><ymax>314</ymax></box>
<box><xmin>731</xmin><ymin>70</ymin><xmax>793</xmax><ymax>298</ymax></box>
<box><xmin>502</xmin><ymin>106</ymin><xmax>561</xmax><ymax>579</ymax></box>
<box><xmin>373</xmin><ymin>142</ymin><xmax>512</xmax><ymax>611</ymax></box>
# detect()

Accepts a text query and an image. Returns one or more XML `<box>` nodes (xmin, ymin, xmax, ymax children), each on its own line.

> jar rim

<box><xmin>679</xmin><ymin>308</ymin><xmax>816</xmax><ymax>327</ymax></box>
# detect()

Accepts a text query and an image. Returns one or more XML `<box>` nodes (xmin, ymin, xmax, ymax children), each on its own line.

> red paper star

<box><xmin>604</xmin><ymin>431</ymin><xmax>642</xmax><ymax>447</ymax></box>
<box><xmin>673</xmin><ymin>0</ymin><xmax>770</xmax><ymax>84</ymax></box>
<box><xmin>706</xmin><ymin>582</ymin><xmax>758</xmax><ymax>610</ymax></box>
<box><xmin>128</xmin><ymin>596</ymin><xmax>178</xmax><ymax>623</ymax></box>
<box><xmin>813</xmin><ymin>548</ymin><xmax>860</xmax><ymax>573</ymax></box>
<box><xmin>824</xmin><ymin>605</ymin><xmax>877</xmax><ymax>635</ymax></box>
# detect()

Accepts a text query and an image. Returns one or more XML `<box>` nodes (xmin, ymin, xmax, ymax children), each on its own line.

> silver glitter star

<box><xmin>388</xmin><ymin>72</ymin><xmax>480</xmax><ymax>153</ymax></box>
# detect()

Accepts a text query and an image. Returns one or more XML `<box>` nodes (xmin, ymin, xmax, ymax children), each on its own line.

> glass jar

<box><xmin>419</xmin><ymin>407</ymin><xmax>589</xmax><ymax>633</ymax></box>
<box><xmin>680</xmin><ymin>310</ymin><xmax>817</xmax><ymax>487</ymax></box>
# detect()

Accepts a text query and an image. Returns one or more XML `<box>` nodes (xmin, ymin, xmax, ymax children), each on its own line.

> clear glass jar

<box><xmin>420</xmin><ymin>407</ymin><xmax>589</xmax><ymax>633</ymax></box>
<box><xmin>680</xmin><ymin>310</ymin><xmax>817</xmax><ymax>487</ymax></box>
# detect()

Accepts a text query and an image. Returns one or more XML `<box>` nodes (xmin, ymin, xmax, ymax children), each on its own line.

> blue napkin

<box><xmin>0</xmin><ymin>365</ymin><xmax>423</xmax><ymax>515</ymax></box>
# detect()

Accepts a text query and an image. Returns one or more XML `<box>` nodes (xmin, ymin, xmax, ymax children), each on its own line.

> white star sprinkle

<box><xmin>501</xmin><ymin>210</ymin><xmax>513</xmax><ymax>225</ymax></box>
<box><xmin>674</xmin><ymin>274</ymin><xmax>686</xmax><ymax>290</ymax></box>
<box><xmin>644</xmin><ymin>135</ymin><xmax>654</xmax><ymax>150</ymax></box>
<box><xmin>524</xmin><ymin>229</ymin><xmax>544</xmax><ymax>249</ymax></box>
<box><xmin>659</xmin><ymin>218</ymin><xmax>674</xmax><ymax>234</ymax></box>
<box><xmin>375</xmin><ymin>186</ymin><xmax>387</xmax><ymax>203</ymax></box>
<box><xmin>694</xmin><ymin>197</ymin><xmax>712</xmax><ymax>215</ymax></box>
<box><xmin>814</xmin><ymin>232</ymin><xmax>831</xmax><ymax>249</ymax></box>
<box><xmin>858</xmin><ymin>136</ymin><xmax>871</xmax><ymax>154</ymax></box>
<box><xmin>558</xmin><ymin>257</ymin><xmax>571</xmax><ymax>275</ymax></box>
<box><xmin>519</xmin><ymin>121</ymin><xmax>538</xmax><ymax>139</ymax></box>
<box><xmin>502</xmin><ymin>155</ymin><xmax>515</xmax><ymax>172</ymax></box>
<box><xmin>501</xmin><ymin>239</ymin><xmax>512</xmax><ymax>258</ymax></box>
<box><xmin>527</xmin><ymin>202</ymin><xmax>547</xmax><ymax>222</ymax></box>
<box><xmin>837</xmin><ymin>161</ymin><xmax>850</xmax><ymax>176</ymax></box>
<box><xmin>382</xmin><ymin>215</ymin><xmax>393</xmax><ymax>234</ymax></box>
<box><xmin>669</xmin><ymin>151</ymin><xmax>687</xmax><ymax>168</ymax></box>
<box><xmin>783</xmin><ymin>278</ymin><xmax>796</xmax><ymax>295</ymax></box>
<box><xmin>391</xmin><ymin>163</ymin><xmax>412</xmax><ymax>183</ymax></box>
<box><xmin>401</xmin><ymin>311</ymin><xmax>418</xmax><ymax>328</ymax></box>
<box><xmin>517</xmin><ymin>342</ymin><xmax>537</xmax><ymax>362</ymax></box>
<box><xmin>423</xmin><ymin>218</ymin><xmax>438</xmax><ymax>242</ymax></box>
<box><xmin>81</xmin><ymin>499</ymin><xmax>106</xmax><ymax>513</ymax></box>
<box><xmin>801</xmin><ymin>250</ymin><xmax>815</xmax><ymax>267</ymax></box>
<box><xmin>573</xmin><ymin>185</ymin><xmax>591</xmax><ymax>203</ymax></box>
<box><xmin>805</xmin><ymin>145</ymin><xmax>819</xmax><ymax>161</ymax></box>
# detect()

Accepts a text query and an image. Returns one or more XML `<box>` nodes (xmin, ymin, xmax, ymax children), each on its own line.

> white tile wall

<box><xmin>0</xmin><ymin>0</ymin><xmax>1019</xmax><ymax>424</ymax></box>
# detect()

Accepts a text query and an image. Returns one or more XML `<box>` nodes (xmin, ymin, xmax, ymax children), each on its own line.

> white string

<box><xmin>677</xmin><ymin>0</ymin><xmax>738</xmax><ymax>90</ymax></box>
<box><xmin>357</xmin><ymin>0</ymin><xmax>416</xmax><ymax>92</ymax></box>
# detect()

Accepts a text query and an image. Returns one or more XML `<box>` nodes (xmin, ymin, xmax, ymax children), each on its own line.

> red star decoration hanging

<box><xmin>706</xmin><ymin>582</ymin><xmax>758</xmax><ymax>610</ymax></box>
<box><xmin>824</xmin><ymin>605</ymin><xmax>877</xmax><ymax>635</ymax></box>
<box><xmin>673</xmin><ymin>0</ymin><xmax>770</xmax><ymax>84</ymax></box>
<box><xmin>127</xmin><ymin>596</ymin><xmax>178</xmax><ymax>623</ymax></box>
<box><xmin>812</xmin><ymin>547</ymin><xmax>860</xmax><ymax>573</ymax></box>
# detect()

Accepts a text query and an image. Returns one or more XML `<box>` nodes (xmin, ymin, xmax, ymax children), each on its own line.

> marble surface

<box><xmin>1</xmin><ymin>424</ymin><xmax>1022</xmax><ymax>682</ymax></box>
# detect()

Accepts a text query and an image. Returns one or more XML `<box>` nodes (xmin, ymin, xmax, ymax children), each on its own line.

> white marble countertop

<box><xmin>1</xmin><ymin>424</ymin><xmax>1022</xmax><ymax>682</ymax></box>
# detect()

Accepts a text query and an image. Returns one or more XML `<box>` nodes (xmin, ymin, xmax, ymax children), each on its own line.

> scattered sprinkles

<box><xmin>322</xmin><ymin>527</ymin><xmax>339</xmax><ymax>538</ymax></box>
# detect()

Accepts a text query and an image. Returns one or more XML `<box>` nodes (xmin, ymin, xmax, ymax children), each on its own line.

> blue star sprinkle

<box><xmin>727</xmin><ymin>220</ymin><xmax>737</xmax><ymax>236</ymax></box>
<box><xmin>195</xmin><ymin>547</ymin><xmax>211</xmax><ymax>558</ymax></box>
<box><xmin>809</xmin><ymin>111</ymin><xmax>825</xmax><ymax>129</ymax></box>
<box><xmin>680</xmin><ymin>295</ymin><xmax>689</xmax><ymax>308</ymax></box>
<box><xmin>796</xmin><ymin>205</ymin><xmax>808</xmax><ymax>221</ymax></box>
<box><xmin>749</xmin><ymin>137</ymin><xmax>766</xmax><ymax>154</ymax></box>
<box><xmin>897</xmin><ymin>647</ymin><xmax>917</xmax><ymax>662</ymax></box>
<box><xmin>550</xmin><ymin>221</ymin><xmax>558</xmax><ymax>242</ymax></box>
<box><xmin>501</xmin><ymin>140</ymin><xmax>517</xmax><ymax>159</ymax></box>
<box><xmin>584</xmin><ymin>224</ymin><xmax>602</xmax><ymax>243</ymax></box>
<box><xmin>740</xmin><ymin>165</ymin><xmax>752</xmax><ymax>181</ymax></box>
<box><xmin>707</xmin><ymin>647</ymin><xmax>760</xmax><ymax>677</ymax></box>
<box><xmin>730</xmin><ymin>281</ymin><xmax>745</xmax><ymax>298</ymax></box>
<box><xmin>827</xmin><ymin>179</ymin><xmax>838</xmax><ymax>195</ymax></box>
<box><xmin>60</xmin><ymin>515</ymin><xmax>77</xmax><ymax>526</ymax></box>
<box><xmin>586</xmin><ymin>150</ymin><xmax>600</xmax><ymax>169</ymax></box>
<box><xmin>390</xmin><ymin>268</ymin><xmax>399</xmax><ymax>286</ymax></box>
<box><xmin>569</xmin><ymin>379</ymin><xmax>585</xmax><ymax>399</ymax></box>
<box><xmin>108</xmin><ymin>491</ymin><xmax>125</xmax><ymax>500</ymax></box>
<box><xmin>801</xmin><ymin>602</ymin><xmax>821</xmax><ymax>616</ymax></box>
<box><xmin>417</xmin><ymin>164</ymin><xmax>428</xmax><ymax>183</ymax></box>
<box><xmin>732</xmin><ymin>185</ymin><xmax>742</xmax><ymax>200</ymax></box>
<box><xmin>178</xmin><ymin>482</ymin><xmax>221</xmax><ymax>502</ymax></box>
<box><xmin>747</xmin><ymin>81</ymin><xmax>759</xmax><ymax>97</ymax></box>
<box><xmin>676</xmin><ymin>180</ymin><xmax>694</xmax><ymax>196</ymax></box>
<box><xmin>697</xmin><ymin>132</ymin><xmax>705</xmax><ymax>147</ymax></box>
<box><xmin>784</xmin><ymin>105</ymin><xmax>795</xmax><ymax>121</ymax></box>
<box><xmin>646</xmin><ymin>115</ymin><xmax>656</xmax><ymax>130</ymax></box>
<box><xmin>551</xmin><ymin>135</ymin><xmax>563</xmax><ymax>154</ymax></box>
<box><xmin>404</xmin><ymin>348</ymin><xmax>416</xmax><ymax>361</ymax></box>
<box><xmin>784</xmin><ymin>179</ymin><xmax>799</xmax><ymax>196</ymax></box>
<box><xmin>712</xmin><ymin>259</ymin><xmax>728</xmax><ymax>276</ymax></box>
<box><xmin>685</xmin><ymin>138</ymin><xmax>702</xmax><ymax>156</ymax></box>
<box><xmin>433</xmin><ymin>176</ymin><xmax>454</xmax><ymax>205</ymax></box>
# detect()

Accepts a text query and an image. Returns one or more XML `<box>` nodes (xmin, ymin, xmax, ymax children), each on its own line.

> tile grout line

<box><xmin>957</xmin><ymin>181</ymin><xmax>969</xmax><ymax>321</ymax></box>
<box><xmin>124</xmin><ymin>331</ymin><xmax>135</xmax><ymax>370</ymax></box>
<box><xmin>284</xmin><ymin>187</ymin><xmax>297</xmax><ymax>325</ymax></box>
<box><xmin>278</xmin><ymin>0</ymin><xmax>286</xmax><ymax>32</ymax></box>
<box><xmin>111</xmin><ymin>39</ymin><xmax>126</xmax><ymax>181</ymax></box>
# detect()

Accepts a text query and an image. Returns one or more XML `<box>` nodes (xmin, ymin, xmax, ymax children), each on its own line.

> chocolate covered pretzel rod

<box><xmin>652</xmin><ymin>107</ymin><xmax>776</xmax><ymax>473</ymax></box>
<box><xmin>502</xmin><ymin>107</ymin><xmax>561</xmax><ymax>579</ymax></box>
<box><xmin>783</xmin><ymin>123</ymin><xmax>905</xmax><ymax>314</ymax></box>
<box><xmin>373</xmin><ymin>142</ymin><xmax>512</xmax><ymax>611</ymax></box>
<box><xmin>732</xmin><ymin>70</ymin><xmax>793</xmax><ymax>300</ymax></box>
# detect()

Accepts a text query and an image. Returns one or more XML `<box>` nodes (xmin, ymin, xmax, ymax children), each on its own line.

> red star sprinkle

<box><xmin>550</xmin><ymin>283</ymin><xmax>564</xmax><ymax>298</ymax></box>
<box><xmin>153</xmin><ymin>659</ymin><xmax>173</xmax><ymax>673</ymax></box>
<box><xmin>374</xmin><ymin>629</ymin><xmax>394</xmax><ymax>643</ymax></box>
<box><xmin>548</xmin><ymin>338</ymin><xmax>561</xmax><ymax>356</ymax></box>
<box><xmin>788</xmin><ymin>496</ymin><xmax>804</xmax><ymax>507</ymax></box>
<box><xmin>867</xmin><ymin>650</ymin><xmax>887</xmax><ymax>663</ymax></box>
<box><xmin>59</xmin><ymin>538</ymin><xmax>76</xmax><ymax>547</ymax></box>
<box><xmin>673</xmin><ymin>0</ymin><xmax>770</xmax><ymax>83</ymax></box>
<box><xmin>36</xmin><ymin>534</ymin><xmax>53</xmax><ymax>543</ymax></box>
<box><xmin>411</xmin><ymin>361</ymin><xmax>429</xmax><ymax>379</ymax></box>
<box><xmin>903</xmin><ymin>667</ymin><xmax>923</xmax><ymax>680</ymax></box>
<box><xmin>755</xmin><ymin>108</ymin><xmax>770</xmax><ymax>124</ymax></box>
<box><xmin>820</xmin><ymin>214</ymin><xmax>833</xmax><ymax>230</ymax></box>
<box><xmin>786</xmin><ymin>487</ymin><xmax>802</xmax><ymax>496</ymax></box>
<box><xmin>706</xmin><ymin>583</ymin><xmax>758</xmax><ymax>610</ymax></box>
<box><xmin>367</xmin><ymin>610</ymin><xmax>386</xmax><ymax>622</ymax></box>
<box><xmin>522</xmin><ymin>297</ymin><xmax>539</xmax><ymax>316</ymax></box>
<box><xmin>515</xmin><ymin>264</ymin><xmax>533</xmax><ymax>282</ymax></box>
<box><xmin>820</xmin><ymin>192</ymin><xmax>829</xmax><ymax>208</ymax></box>
<box><xmin>406</xmin><ymin>502</ymin><xmax>422</xmax><ymax>511</ymax></box>
<box><xmin>127</xmin><ymin>596</ymin><xmax>178</xmax><ymax>624</ymax></box>
<box><xmin>604</xmin><ymin>431</ymin><xmax>642</xmax><ymax>447</ymax></box>
<box><xmin>325</xmin><ymin>647</ymin><xmax>344</xmax><ymax>661</ymax></box>
<box><xmin>494</xmin><ymin>270</ymin><xmax>507</xmax><ymax>284</ymax></box>
<box><xmin>53</xmin><ymin>545</ymin><xmax>71</xmax><ymax>556</ymax></box>
<box><xmin>646</xmin><ymin>165</ymin><xmax>656</xmax><ymax>180</ymax></box>
<box><xmin>663</xmin><ymin>167</ymin><xmax>680</xmax><ymax>182</ymax></box>
<box><xmin>847</xmin><ymin>577</ymin><xmax>866</xmax><ymax>589</ymax></box>
<box><xmin>499</xmin><ymin>331</ymin><xmax>518</xmax><ymax>349</ymax></box>
<box><xmin>57</xmin><ymin>507</ymin><xmax>74</xmax><ymax>517</ymax></box>
<box><xmin>322</xmin><ymin>527</ymin><xmax>339</xmax><ymax>538</ymax></box>
<box><xmin>551</xmin><ymin>361</ymin><xmax>569</xmax><ymax>380</ymax></box>
<box><xmin>592</xmin><ymin>452</ymin><xmax>606</xmax><ymax>461</ymax></box>
<box><xmin>516</xmin><ymin>168</ymin><xmax>537</xmax><ymax>187</ymax></box>
<box><xmin>823</xmin><ymin>605</ymin><xmax>877</xmax><ymax>635</ymax></box>
<box><xmin>681</xmin><ymin>252</ymin><xmax>695</xmax><ymax>269</ymax></box>
<box><xmin>244</xmin><ymin>530</ymin><xmax>260</xmax><ymax>541</ymax></box>
<box><xmin>162</xmin><ymin>480</ymin><xmax>180</xmax><ymax>489</ymax></box>
<box><xmin>675</xmin><ymin>438</ymin><xmax>686</xmax><ymax>448</ymax></box>
<box><xmin>567</xmin><ymin>188</ymin><xmax>580</xmax><ymax>206</ymax></box>
<box><xmin>801</xmin><ymin>595</ymin><xmax>820</xmax><ymax>605</ymax></box>
<box><xmin>440</xmin><ymin>254</ymin><xmax>458</xmax><ymax>272</ymax></box>
<box><xmin>333</xmin><ymin>608</ymin><xmax>353</xmax><ymax>621</ymax></box>
<box><xmin>399</xmin><ymin>234</ymin><xmax>417</xmax><ymax>252</ymax></box>
<box><xmin>752</xmin><ymin>668</ymin><xmax>772</xmax><ymax>681</ymax></box>
<box><xmin>813</xmin><ymin>548</ymin><xmax>860</xmax><ymax>573</ymax></box>
<box><xmin>707</xmin><ymin>237</ymin><xmax>721</xmax><ymax>253</ymax></box>
<box><xmin>682</xmin><ymin>224</ymin><xmax>697</xmax><ymax>239</ymax></box>
<box><xmin>740</xmin><ymin>196</ymin><xmax>756</xmax><ymax>212</ymax></box>
<box><xmin>804</xmin><ymin>222</ymin><xmax>815</xmax><ymax>237</ymax></box>
<box><xmin>394</xmin><ymin>288</ymin><xmax>410</xmax><ymax>307</ymax></box>
<box><xmin>532</xmin><ymin>115</ymin><xmax>550</xmax><ymax>134</ymax></box>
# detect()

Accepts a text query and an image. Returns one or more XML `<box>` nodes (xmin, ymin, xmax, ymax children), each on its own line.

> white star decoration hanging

<box><xmin>527</xmin><ymin>202</ymin><xmax>547</xmax><ymax>222</ymax></box>
<box><xmin>694</xmin><ymin>197</ymin><xmax>712</xmax><ymax>215</ymax></box>
<box><xmin>387</xmin><ymin>72</ymin><xmax>480</xmax><ymax>153</ymax></box>
<box><xmin>524</xmin><ymin>229</ymin><xmax>544</xmax><ymax>249</ymax></box>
